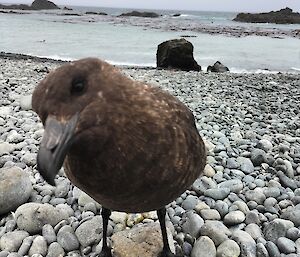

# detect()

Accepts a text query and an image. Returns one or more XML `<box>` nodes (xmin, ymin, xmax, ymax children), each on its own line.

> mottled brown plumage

<box><xmin>32</xmin><ymin>58</ymin><xmax>206</xmax><ymax>256</ymax></box>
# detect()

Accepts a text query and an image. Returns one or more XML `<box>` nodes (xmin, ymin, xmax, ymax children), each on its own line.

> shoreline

<box><xmin>1</xmin><ymin>51</ymin><xmax>299</xmax><ymax>74</ymax></box>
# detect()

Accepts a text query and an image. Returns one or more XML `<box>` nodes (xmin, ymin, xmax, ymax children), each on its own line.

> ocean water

<box><xmin>0</xmin><ymin>6</ymin><xmax>300</xmax><ymax>72</ymax></box>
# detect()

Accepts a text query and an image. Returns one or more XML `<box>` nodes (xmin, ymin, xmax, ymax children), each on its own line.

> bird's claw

<box><xmin>99</xmin><ymin>247</ymin><xmax>112</xmax><ymax>257</ymax></box>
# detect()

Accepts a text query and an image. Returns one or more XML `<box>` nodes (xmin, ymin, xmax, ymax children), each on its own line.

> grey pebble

<box><xmin>0</xmin><ymin>167</ymin><xmax>32</xmax><ymax>215</ymax></box>
<box><xmin>75</xmin><ymin>216</ymin><xmax>102</xmax><ymax>247</ymax></box>
<box><xmin>46</xmin><ymin>242</ymin><xmax>65</xmax><ymax>257</ymax></box>
<box><xmin>181</xmin><ymin>195</ymin><xmax>199</xmax><ymax>210</ymax></box>
<box><xmin>216</xmin><ymin>239</ymin><xmax>240</xmax><ymax>257</ymax></box>
<box><xmin>277</xmin><ymin>237</ymin><xmax>296</xmax><ymax>254</ymax></box>
<box><xmin>200</xmin><ymin>209</ymin><xmax>221</xmax><ymax>220</ymax></box>
<box><xmin>263</xmin><ymin>218</ymin><xmax>294</xmax><ymax>243</ymax></box>
<box><xmin>42</xmin><ymin>224</ymin><xmax>56</xmax><ymax>244</ymax></box>
<box><xmin>231</xmin><ymin>230</ymin><xmax>256</xmax><ymax>257</ymax></box>
<box><xmin>181</xmin><ymin>212</ymin><xmax>204</xmax><ymax>238</ymax></box>
<box><xmin>15</xmin><ymin>202</ymin><xmax>70</xmax><ymax>234</ymax></box>
<box><xmin>251</xmin><ymin>148</ymin><xmax>267</xmax><ymax>166</ymax></box>
<box><xmin>204</xmin><ymin>188</ymin><xmax>230</xmax><ymax>200</ymax></box>
<box><xmin>223</xmin><ymin>210</ymin><xmax>245</xmax><ymax>225</ymax></box>
<box><xmin>266</xmin><ymin>241</ymin><xmax>280</xmax><ymax>257</ymax></box>
<box><xmin>0</xmin><ymin>230</ymin><xmax>29</xmax><ymax>252</ymax></box>
<box><xmin>17</xmin><ymin>236</ymin><xmax>33</xmax><ymax>256</ymax></box>
<box><xmin>57</xmin><ymin>225</ymin><xmax>80</xmax><ymax>252</ymax></box>
<box><xmin>218</xmin><ymin>179</ymin><xmax>243</xmax><ymax>193</ymax></box>
<box><xmin>191</xmin><ymin>236</ymin><xmax>216</xmax><ymax>257</ymax></box>
<box><xmin>200</xmin><ymin>220</ymin><xmax>231</xmax><ymax>246</ymax></box>
<box><xmin>28</xmin><ymin>236</ymin><xmax>47</xmax><ymax>256</ymax></box>
<box><xmin>256</xmin><ymin>242</ymin><xmax>269</xmax><ymax>257</ymax></box>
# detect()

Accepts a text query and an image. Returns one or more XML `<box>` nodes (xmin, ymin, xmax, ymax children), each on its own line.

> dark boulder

<box><xmin>85</xmin><ymin>11</ymin><xmax>108</xmax><ymax>15</ymax></box>
<box><xmin>63</xmin><ymin>6</ymin><xmax>73</xmax><ymax>11</ymax></box>
<box><xmin>207</xmin><ymin>61</ymin><xmax>229</xmax><ymax>72</ymax></box>
<box><xmin>119</xmin><ymin>11</ymin><xmax>160</xmax><ymax>18</ymax></box>
<box><xmin>156</xmin><ymin>38</ymin><xmax>201</xmax><ymax>71</ymax></box>
<box><xmin>31</xmin><ymin>0</ymin><xmax>60</xmax><ymax>10</ymax></box>
<box><xmin>233</xmin><ymin>7</ymin><xmax>300</xmax><ymax>24</ymax></box>
<box><xmin>0</xmin><ymin>4</ymin><xmax>31</xmax><ymax>10</ymax></box>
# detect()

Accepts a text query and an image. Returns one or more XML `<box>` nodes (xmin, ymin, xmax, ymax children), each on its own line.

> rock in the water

<box><xmin>233</xmin><ymin>7</ymin><xmax>300</xmax><ymax>24</ymax></box>
<box><xmin>156</xmin><ymin>38</ymin><xmax>201</xmax><ymax>71</ymax></box>
<box><xmin>207</xmin><ymin>61</ymin><xmax>229</xmax><ymax>73</ymax></box>
<box><xmin>191</xmin><ymin>236</ymin><xmax>216</xmax><ymax>257</ymax></box>
<box><xmin>15</xmin><ymin>203</ymin><xmax>70</xmax><ymax>234</ymax></box>
<box><xmin>216</xmin><ymin>239</ymin><xmax>240</xmax><ymax>257</ymax></box>
<box><xmin>118</xmin><ymin>11</ymin><xmax>160</xmax><ymax>18</ymax></box>
<box><xmin>0</xmin><ymin>231</ymin><xmax>29</xmax><ymax>252</ymax></box>
<box><xmin>31</xmin><ymin>0</ymin><xmax>60</xmax><ymax>10</ymax></box>
<box><xmin>0</xmin><ymin>167</ymin><xmax>32</xmax><ymax>215</ymax></box>
<box><xmin>111</xmin><ymin>223</ymin><xmax>175</xmax><ymax>257</ymax></box>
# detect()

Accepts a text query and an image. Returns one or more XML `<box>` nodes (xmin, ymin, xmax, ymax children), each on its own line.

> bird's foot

<box><xmin>158</xmin><ymin>249</ymin><xmax>181</xmax><ymax>257</ymax></box>
<box><xmin>98</xmin><ymin>247</ymin><xmax>112</xmax><ymax>257</ymax></box>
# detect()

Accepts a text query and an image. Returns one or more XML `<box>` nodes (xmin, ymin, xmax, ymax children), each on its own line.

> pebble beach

<box><xmin>0</xmin><ymin>55</ymin><xmax>300</xmax><ymax>257</ymax></box>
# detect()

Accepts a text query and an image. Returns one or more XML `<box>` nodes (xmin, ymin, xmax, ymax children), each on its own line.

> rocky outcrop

<box><xmin>156</xmin><ymin>38</ymin><xmax>201</xmax><ymax>71</ymax></box>
<box><xmin>0</xmin><ymin>4</ymin><xmax>31</xmax><ymax>10</ymax></box>
<box><xmin>119</xmin><ymin>11</ymin><xmax>160</xmax><ymax>18</ymax></box>
<box><xmin>207</xmin><ymin>61</ymin><xmax>229</xmax><ymax>72</ymax></box>
<box><xmin>85</xmin><ymin>11</ymin><xmax>108</xmax><ymax>15</ymax></box>
<box><xmin>233</xmin><ymin>7</ymin><xmax>300</xmax><ymax>24</ymax></box>
<box><xmin>31</xmin><ymin>0</ymin><xmax>59</xmax><ymax>10</ymax></box>
<box><xmin>0</xmin><ymin>0</ymin><xmax>60</xmax><ymax>10</ymax></box>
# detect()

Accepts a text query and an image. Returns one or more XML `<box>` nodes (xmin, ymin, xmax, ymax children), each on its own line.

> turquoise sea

<box><xmin>0</xmin><ymin>6</ymin><xmax>300</xmax><ymax>72</ymax></box>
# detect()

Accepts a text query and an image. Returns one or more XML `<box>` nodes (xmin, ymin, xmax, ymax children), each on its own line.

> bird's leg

<box><xmin>99</xmin><ymin>207</ymin><xmax>112</xmax><ymax>257</ymax></box>
<box><xmin>157</xmin><ymin>207</ymin><xmax>179</xmax><ymax>257</ymax></box>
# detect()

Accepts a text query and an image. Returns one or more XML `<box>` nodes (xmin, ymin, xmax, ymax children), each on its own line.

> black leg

<box><xmin>157</xmin><ymin>207</ymin><xmax>179</xmax><ymax>257</ymax></box>
<box><xmin>99</xmin><ymin>207</ymin><xmax>112</xmax><ymax>257</ymax></box>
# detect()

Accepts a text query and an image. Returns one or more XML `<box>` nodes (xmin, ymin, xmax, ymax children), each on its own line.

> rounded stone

<box><xmin>0</xmin><ymin>231</ymin><xmax>29</xmax><ymax>252</ymax></box>
<box><xmin>0</xmin><ymin>167</ymin><xmax>32</xmax><ymax>215</ymax></box>
<box><xmin>200</xmin><ymin>220</ymin><xmax>231</xmax><ymax>246</ymax></box>
<box><xmin>28</xmin><ymin>236</ymin><xmax>47</xmax><ymax>256</ymax></box>
<box><xmin>191</xmin><ymin>236</ymin><xmax>216</xmax><ymax>257</ymax></box>
<box><xmin>216</xmin><ymin>239</ymin><xmax>240</xmax><ymax>257</ymax></box>
<box><xmin>223</xmin><ymin>211</ymin><xmax>245</xmax><ymax>225</ymax></box>
<box><xmin>75</xmin><ymin>216</ymin><xmax>102</xmax><ymax>247</ymax></box>
<box><xmin>15</xmin><ymin>203</ymin><xmax>70</xmax><ymax>234</ymax></box>
<box><xmin>277</xmin><ymin>237</ymin><xmax>296</xmax><ymax>254</ymax></box>
<box><xmin>57</xmin><ymin>225</ymin><xmax>80</xmax><ymax>252</ymax></box>
<box><xmin>46</xmin><ymin>242</ymin><xmax>65</xmax><ymax>257</ymax></box>
<box><xmin>181</xmin><ymin>212</ymin><xmax>204</xmax><ymax>238</ymax></box>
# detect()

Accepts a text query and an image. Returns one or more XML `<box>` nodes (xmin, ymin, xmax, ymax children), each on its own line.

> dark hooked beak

<box><xmin>37</xmin><ymin>114</ymin><xmax>79</xmax><ymax>186</ymax></box>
